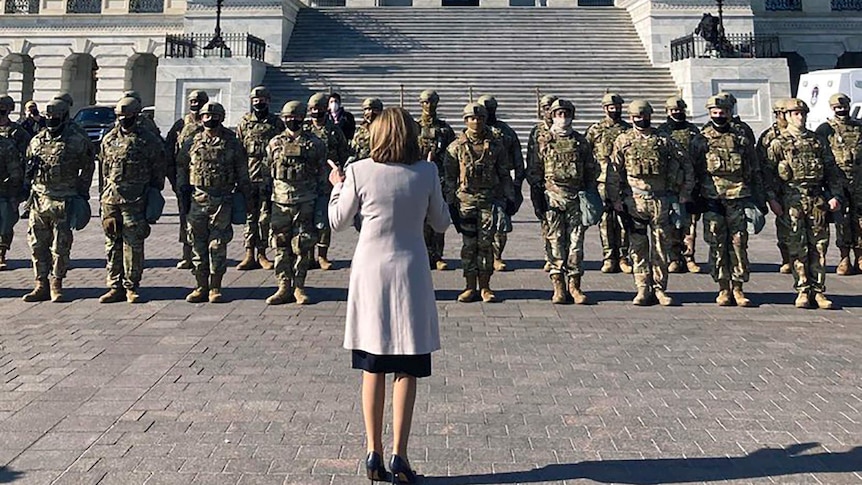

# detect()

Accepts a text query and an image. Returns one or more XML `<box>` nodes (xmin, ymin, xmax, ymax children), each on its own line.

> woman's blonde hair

<box><xmin>369</xmin><ymin>107</ymin><xmax>421</xmax><ymax>165</ymax></box>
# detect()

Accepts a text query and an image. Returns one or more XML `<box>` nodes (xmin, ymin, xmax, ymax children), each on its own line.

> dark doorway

<box><xmin>443</xmin><ymin>0</ymin><xmax>479</xmax><ymax>5</ymax></box>
<box><xmin>781</xmin><ymin>51</ymin><xmax>808</xmax><ymax>97</ymax></box>
<box><xmin>836</xmin><ymin>51</ymin><xmax>862</xmax><ymax>68</ymax></box>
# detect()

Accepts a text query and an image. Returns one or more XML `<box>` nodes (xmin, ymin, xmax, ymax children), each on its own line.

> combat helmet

<box><xmin>463</xmin><ymin>103</ymin><xmax>487</xmax><ymax>119</ymax></box>
<box><xmin>199</xmin><ymin>101</ymin><xmax>226</xmax><ymax>119</ymax></box>
<box><xmin>601</xmin><ymin>93</ymin><xmax>624</xmax><ymax>107</ymax></box>
<box><xmin>123</xmin><ymin>90</ymin><xmax>142</xmax><ymax>103</ymax></box>
<box><xmin>665</xmin><ymin>96</ymin><xmax>686</xmax><ymax>111</ymax></box>
<box><xmin>705</xmin><ymin>95</ymin><xmax>732</xmax><ymax>110</ymax></box>
<box><xmin>280</xmin><ymin>101</ymin><xmax>306</xmax><ymax>117</ymax></box>
<box><xmin>115</xmin><ymin>97</ymin><xmax>142</xmax><ymax>116</ymax></box>
<box><xmin>250</xmin><ymin>86</ymin><xmax>271</xmax><ymax>99</ymax></box>
<box><xmin>829</xmin><ymin>93</ymin><xmax>851</xmax><ymax>108</ymax></box>
<box><xmin>716</xmin><ymin>91</ymin><xmax>737</xmax><ymax>107</ymax></box>
<box><xmin>45</xmin><ymin>99</ymin><xmax>69</xmax><ymax>118</ymax></box>
<box><xmin>54</xmin><ymin>92</ymin><xmax>74</xmax><ymax>108</ymax></box>
<box><xmin>550</xmin><ymin>99</ymin><xmax>575</xmax><ymax>115</ymax></box>
<box><xmin>772</xmin><ymin>98</ymin><xmax>788</xmax><ymax>114</ymax></box>
<box><xmin>627</xmin><ymin>100</ymin><xmax>653</xmax><ymax>116</ymax></box>
<box><xmin>187</xmin><ymin>90</ymin><xmax>209</xmax><ymax>104</ymax></box>
<box><xmin>0</xmin><ymin>95</ymin><xmax>13</xmax><ymax>112</ymax></box>
<box><xmin>785</xmin><ymin>98</ymin><xmax>809</xmax><ymax>113</ymax></box>
<box><xmin>477</xmin><ymin>95</ymin><xmax>498</xmax><ymax>111</ymax></box>
<box><xmin>361</xmin><ymin>97</ymin><xmax>383</xmax><ymax>111</ymax></box>
<box><xmin>419</xmin><ymin>90</ymin><xmax>439</xmax><ymax>104</ymax></box>
<box><xmin>540</xmin><ymin>94</ymin><xmax>558</xmax><ymax>108</ymax></box>
<box><xmin>308</xmin><ymin>93</ymin><xmax>328</xmax><ymax>109</ymax></box>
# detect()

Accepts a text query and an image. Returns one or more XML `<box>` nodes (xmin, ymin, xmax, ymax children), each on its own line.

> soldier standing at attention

<box><xmin>815</xmin><ymin>93</ymin><xmax>862</xmax><ymax>275</ymax></box>
<box><xmin>166</xmin><ymin>90</ymin><xmax>209</xmax><ymax>270</ymax></box>
<box><xmin>527</xmin><ymin>99</ymin><xmax>600</xmax><ymax>304</ymax></box>
<box><xmin>444</xmin><ymin>103</ymin><xmax>516</xmax><ymax>303</ymax></box>
<box><xmin>235</xmin><ymin>86</ymin><xmax>284</xmax><ymax>271</ymax></box>
<box><xmin>265</xmin><ymin>101</ymin><xmax>327</xmax><ymax>305</ymax></box>
<box><xmin>608</xmin><ymin>100</ymin><xmax>693</xmax><ymax>306</ymax></box>
<box><xmin>586</xmin><ymin>93</ymin><xmax>633</xmax><ymax>274</ymax></box>
<box><xmin>305</xmin><ymin>92</ymin><xmax>349</xmax><ymax>271</ymax></box>
<box><xmin>0</xmin><ymin>94</ymin><xmax>30</xmax><ymax>270</ymax></box>
<box><xmin>767</xmin><ymin>99</ymin><xmax>845</xmax><ymax>309</ymax></box>
<box><xmin>177</xmin><ymin>102</ymin><xmax>252</xmax><ymax>304</ymax></box>
<box><xmin>348</xmin><ymin>97</ymin><xmax>383</xmax><ymax>164</ymax></box>
<box><xmin>23</xmin><ymin>99</ymin><xmax>95</xmax><ymax>302</ymax></box>
<box><xmin>656</xmin><ymin>96</ymin><xmax>702</xmax><ymax>274</ymax></box>
<box><xmin>692</xmin><ymin>95</ymin><xmax>776</xmax><ymax>307</ymax></box>
<box><xmin>417</xmin><ymin>89</ymin><xmax>456</xmax><ymax>270</ymax></box>
<box><xmin>757</xmin><ymin>99</ymin><xmax>793</xmax><ymax>274</ymax></box>
<box><xmin>97</xmin><ymin>97</ymin><xmax>166</xmax><ymax>304</ymax></box>
<box><xmin>527</xmin><ymin>94</ymin><xmax>558</xmax><ymax>272</ymax></box>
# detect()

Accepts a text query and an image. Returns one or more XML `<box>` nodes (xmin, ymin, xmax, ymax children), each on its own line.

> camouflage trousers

<box><xmin>270</xmin><ymin>200</ymin><xmax>316</xmax><ymax>288</ymax></box>
<box><xmin>626</xmin><ymin>195</ymin><xmax>670</xmax><ymax>291</ymax></box>
<box><xmin>27</xmin><ymin>193</ymin><xmax>73</xmax><ymax>280</ymax></box>
<box><xmin>545</xmin><ymin>202</ymin><xmax>585</xmax><ymax>277</ymax></box>
<box><xmin>776</xmin><ymin>213</ymin><xmax>791</xmax><ymax>262</ymax></box>
<box><xmin>187</xmin><ymin>192</ymin><xmax>234</xmax><ymax>277</ymax></box>
<box><xmin>492</xmin><ymin>207</ymin><xmax>512</xmax><ymax>262</ymax></box>
<box><xmin>175</xmin><ymin>188</ymin><xmax>189</xmax><ymax>246</ymax></box>
<box><xmin>0</xmin><ymin>198</ymin><xmax>18</xmax><ymax>250</ymax></box>
<box><xmin>702</xmin><ymin>199</ymin><xmax>749</xmax><ymax>284</ymax></box>
<box><xmin>317</xmin><ymin>188</ymin><xmax>332</xmax><ymax>249</ymax></box>
<box><xmin>599</xmin><ymin>206</ymin><xmax>629</xmax><ymax>262</ymax></box>
<box><xmin>424</xmin><ymin>222</ymin><xmax>445</xmax><ymax>265</ymax></box>
<box><xmin>540</xmin><ymin>219</ymin><xmax>552</xmax><ymax>264</ymax></box>
<box><xmin>102</xmin><ymin>201</ymin><xmax>150</xmax><ymax>290</ymax></box>
<box><xmin>835</xmin><ymin>187</ymin><xmax>862</xmax><ymax>250</ymax></box>
<box><xmin>669</xmin><ymin>213</ymin><xmax>699</xmax><ymax>264</ymax></box>
<box><xmin>459</xmin><ymin>202</ymin><xmax>495</xmax><ymax>277</ymax></box>
<box><xmin>785</xmin><ymin>193</ymin><xmax>830</xmax><ymax>293</ymax></box>
<box><xmin>243</xmin><ymin>181</ymin><xmax>271</xmax><ymax>250</ymax></box>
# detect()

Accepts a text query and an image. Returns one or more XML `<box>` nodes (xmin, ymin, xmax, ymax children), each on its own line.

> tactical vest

<box><xmin>272</xmin><ymin>136</ymin><xmax>317</xmax><ymax>184</ymax></box>
<box><xmin>777</xmin><ymin>133</ymin><xmax>825</xmax><ymax>185</ymax></box>
<box><xmin>353</xmin><ymin>123</ymin><xmax>371</xmax><ymax>160</ymax></box>
<box><xmin>827</xmin><ymin>118</ymin><xmax>861</xmax><ymax>174</ymax></box>
<box><xmin>592</xmin><ymin>121</ymin><xmax>628</xmax><ymax>162</ymax></box>
<box><xmin>704</xmin><ymin>131</ymin><xmax>745</xmax><ymax>177</ymax></box>
<box><xmin>669</xmin><ymin>126</ymin><xmax>697</xmax><ymax>153</ymax></box>
<box><xmin>188</xmin><ymin>135</ymin><xmax>236</xmax><ymax>190</ymax></box>
<box><xmin>240</xmin><ymin>115</ymin><xmax>281</xmax><ymax>163</ymax></box>
<box><xmin>32</xmin><ymin>135</ymin><xmax>80</xmax><ymax>187</ymax></box>
<box><xmin>624</xmin><ymin>135</ymin><xmax>666</xmax><ymax>179</ymax></box>
<box><xmin>457</xmin><ymin>135</ymin><xmax>499</xmax><ymax>193</ymax></box>
<box><xmin>102</xmin><ymin>131</ymin><xmax>152</xmax><ymax>188</ymax></box>
<box><xmin>543</xmin><ymin>135</ymin><xmax>584</xmax><ymax>187</ymax></box>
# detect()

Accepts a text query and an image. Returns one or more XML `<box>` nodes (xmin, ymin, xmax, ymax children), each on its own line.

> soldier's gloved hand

<box><xmin>448</xmin><ymin>204</ymin><xmax>462</xmax><ymax>234</ymax></box>
<box><xmin>505</xmin><ymin>198</ymin><xmax>518</xmax><ymax>216</ymax></box>
<box><xmin>529</xmin><ymin>184</ymin><xmax>547</xmax><ymax>220</ymax></box>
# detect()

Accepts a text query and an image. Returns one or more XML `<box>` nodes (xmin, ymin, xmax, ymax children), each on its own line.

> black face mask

<box><xmin>711</xmin><ymin>116</ymin><xmax>729</xmax><ymax>128</ymax></box>
<box><xmin>633</xmin><ymin>118</ymin><xmax>650</xmax><ymax>130</ymax></box>
<box><xmin>119</xmin><ymin>117</ymin><xmax>137</xmax><ymax>130</ymax></box>
<box><xmin>284</xmin><ymin>119</ymin><xmax>302</xmax><ymax>132</ymax></box>
<box><xmin>835</xmin><ymin>109</ymin><xmax>850</xmax><ymax>118</ymax></box>
<box><xmin>189</xmin><ymin>104</ymin><xmax>201</xmax><ymax>113</ymax></box>
<box><xmin>253</xmin><ymin>103</ymin><xmax>268</xmax><ymax>114</ymax></box>
<box><xmin>608</xmin><ymin>111</ymin><xmax>622</xmax><ymax>121</ymax></box>
<box><xmin>670</xmin><ymin>113</ymin><xmax>686</xmax><ymax>123</ymax></box>
<box><xmin>0</xmin><ymin>110</ymin><xmax>8</xmax><ymax>118</ymax></box>
<box><xmin>46</xmin><ymin>117</ymin><xmax>64</xmax><ymax>133</ymax></box>
<box><xmin>203</xmin><ymin>119</ymin><xmax>219</xmax><ymax>129</ymax></box>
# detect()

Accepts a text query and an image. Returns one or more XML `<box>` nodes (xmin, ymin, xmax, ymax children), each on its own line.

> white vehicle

<box><xmin>795</xmin><ymin>68</ymin><xmax>862</xmax><ymax>130</ymax></box>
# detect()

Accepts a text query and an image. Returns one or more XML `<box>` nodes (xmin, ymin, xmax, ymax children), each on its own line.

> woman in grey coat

<box><xmin>328</xmin><ymin>107</ymin><xmax>450</xmax><ymax>484</ymax></box>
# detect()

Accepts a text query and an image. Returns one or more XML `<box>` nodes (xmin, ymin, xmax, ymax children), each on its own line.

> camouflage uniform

<box><xmin>757</xmin><ymin>100</ymin><xmax>793</xmax><ymax>274</ymax></box>
<box><xmin>814</xmin><ymin>93</ymin><xmax>862</xmax><ymax>275</ymax></box>
<box><xmin>348</xmin><ymin>97</ymin><xmax>383</xmax><ymax>165</ymax></box>
<box><xmin>265</xmin><ymin>101</ymin><xmax>327</xmax><ymax>305</ymax></box>
<box><xmin>527</xmin><ymin>99</ymin><xmax>599</xmax><ymax>304</ymax></box>
<box><xmin>0</xmin><ymin>96</ymin><xmax>32</xmax><ymax>267</ymax></box>
<box><xmin>444</xmin><ymin>103</ymin><xmax>515</xmax><ymax>303</ymax></box>
<box><xmin>98</xmin><ymin>98</ymin><xmax>166</xmax><ymax>301</ymax></box>
<box><xmin>608</xmin><ymin>100</ymin><xmax>693</xmax><ymax>306</ymax></box>
<box><xmin>692</xmin><ymin>95</ymin><xmax>769</xmax><ymax>306</ymax></box>
<box><xmin>235</xmin><ymin>98</ymin><xmax>285</xmax><ymax>268</ymax></box>
<box><xmin>121</xmin><ymin>90</ymin><xmax>162</xmax><ymax>140</ymax></box>
<box><xmin>656</xmin><ymin>96</ymin><xmax>701</xmax><ymax>273</ymax></box>
<box><xmin>0</xmin><ymin>136</ymin><xmax>23</xmax><ymax>271</ymax></box>
<box><xmin>586</xmin><ymin>94</ymin><xmax>632</xmax><ymax>273</ymax></box>
<box><xmin>25</xmin><ymin>100</ymin><xmax>96</xmax><ymax>302</ymax></box>
<box><xmin>766</xmin><ymin>98</ymin><xmax>845</xmax><ymax>309</ymax></box>
<box><xmin>527</xmin><ymin>94</ymin><xmax>558</xmax><ymax>271</ymax></box>
<box><xmin>177</xmin><ymin>102</ymin><xmax>251</xmax><ymax>303</ymax></box>
<box><xmin>418</xmin><ymin>90</ymin><xmax>456</xmax><ymax>270</ymax></box>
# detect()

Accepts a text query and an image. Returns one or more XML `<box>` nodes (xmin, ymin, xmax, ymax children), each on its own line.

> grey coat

<box><xmin>329</xmin><ymin>158</ymin><xmax>450</xmax><ymax>355</ymax></box>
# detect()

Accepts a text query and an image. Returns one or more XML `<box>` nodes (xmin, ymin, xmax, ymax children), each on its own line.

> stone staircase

<box><xmin>263</xmin><ymin>7</ymin><xmax>680</xmax><ymax>140</ymax></box>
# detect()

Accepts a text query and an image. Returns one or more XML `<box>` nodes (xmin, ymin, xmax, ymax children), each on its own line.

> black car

<box><xmin>73</xmin><ymin>105</ymin><xmax>116</xmax><ymax>144</ymax></box>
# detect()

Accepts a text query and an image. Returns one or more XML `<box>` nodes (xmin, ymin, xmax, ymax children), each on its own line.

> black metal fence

<box><xmin>129</xmin><ymin>0</ymin><xmax>163</xmax><ymax>13</ymax></box>
<box><xmin>832</xmin><ymin>0</ymin><xmax>862</xmax><ymax>10</ymax></box>
<box><xmin>164</xmin><ymin>33</ymin><xmax>266</xmax><ymax>62</ymax></box>
<box><xmin>765</xmin><ymin>0</ymin><xmax>802</xmax><ymax>10</ymax></box>
<box><xmin>66</xmin><ymin>0</ymin><xmax>101</xmax><ymax>13</ymax></box>
<box><xmin>670</xmin><ymin>33</ymin><xmax>781</xmax><ymax>62</ymax></box>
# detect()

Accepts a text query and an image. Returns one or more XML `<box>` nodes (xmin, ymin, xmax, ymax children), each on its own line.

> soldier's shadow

<box><xmin>69</xmin><ymin>258</ymin><xmax>187</xmax><ymax>270</ymax></box>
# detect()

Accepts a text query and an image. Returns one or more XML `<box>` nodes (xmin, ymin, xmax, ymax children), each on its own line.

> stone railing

<box><xmin>831</xmin><ymin>0</ymin><xmax>862</xmax><ymax>9</ymax></box>
<box><xmin>3</xmin><ymin>0</ymin><xmax>39</xmax><ymax>13</ymax></box>
<box><xmin>764</xmin><ymin>0</ymin><xmax>802</xmax><ymax>10</ymax></box>
<box><xmin>670</xmin><ymin>32</ymin><xmax>780</xmax><ymax>62</ymax></box>
<box><xmin>165</xmin><ymin>33</ymin><xmax>266</xmax><ymax>62</ymax></box>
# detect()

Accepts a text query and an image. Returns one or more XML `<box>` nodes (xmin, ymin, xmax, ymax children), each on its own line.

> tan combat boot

<box><xmin>568</xmin><ymin>275</ymin><xmax>589</xmax><ymax>305</ymax></box>
<box><xmin>266</xmin><ymin>281</ymin><xmax>293</xmax><ymax>305</ymax></box>
<box><xmin>478</xmin><ymin>273</ymin><xmax>497</xmax><ymax>303</ymax></box>
<box><xmin>794</xmin><ymin>291</ymin><xmax>810</xmax><ymax>309</ymax></box>
<box><xmin>632</xmin><ymin>274</ymin><xmax>652</xmax><ymax>306</ymax></box>
<box><xmin>813</xmin><ymin>292</ymin><xmax>833</xmax><ymax>310</ymax></box>
<box><xmin>99</xmin><ymin>287</ymin><xmax>125</xmax><ymax>304</ymax></box>
<box><xmin>236</xmin><ymin>248</ymin><xmax>259</xmax><ymax>270</ymax></box>
<box><xmin>435</xmin><ymin>260</ymin><xmax>449</xmax><ymax>271</ymax></box>
<box><xmin>550</xmin><ymin>274</ymin><xmax>567</xmax><ymax>304</ymax></box>
<box><xmin>208</xmin><ymin>274</ymin><xmax>224</xmax><ymax>303</ymax></box>
<box><xmin>732</xmin><ymin>281</ymin><xmax>751</xmax><ymax>307</ymax></box>
<box><xmin>856</xmin><ymin>248</ymin><xmax>862</xmax><ymax>273</ymax></box>
<box><xmin>836</xmin><ymin>248</ymin><xmax>853</xmax><ymax>275</ymax></box>
<box><xmin>176</xmin><ymin>244</ymin><xmax>193</xmax><ymax>270</ymax></box>
<box><xmin>22</xmin><ymin>278</ymin><xmax>50</xmax><ymax>302</ymax></box>
<box><xmin>654</xmin><ymin>288</ymin><xmax>675</xmax><ymax>306</ymax></box>
<box><xmin>293</xmin><ymin>286</ymin><xmax>310</xmax><ymax>305</ymax></box>
<box><xmin>686</xmin><ymin>260</ymin><xmax>702</xmax><ymax>274</ymax></box>
<box><xmin>716</xmin><ymin>280</ymin><xmax>732</xmax><ymax>307</ymax></box>
<box><xmin>50</xmin><ymin>278</ymin><xmax>63</xmax><ymax>303</ymax></box>
<box><xmin>317</xmin><ymin>247</ymin><xmax>333</xmax><ymax>271</ymax></box>
<box><xmin>493</xmin><ymin>258</ymin><xmax>507</xmax><ymax>272</ymax></box>
<box><xmin>668</xmin><ymin>260</ymin><xmax>683</xmax><ymax>274</ymax></box>
<box><xmin>543</xmin><ymin>261</ymin><xmax>552</xmax><ymax>272</ymax></box>
<box><xmin>126</xmin><ymin>288</ymin><xmax>141</xmax><ymax>304</ymax></box>
<box><xmin>779</xmin><ymin>247</ymin><xmax>792</xmax><ymax>274</ymax></box>
<box><xmin>185</xmin><ymin>273</ymin><xmax>209</xmax><ymax>303</ymax></box>
<box><xmin>619</xmin><ymin>258</ymin><xmax>633</xmax><ymax>274</ymax></box>
<box><xmin>600</xmin><ymin>258</ymin><xmax>616</xmax><ymax>273</ymax></box>
<box><xmin>457</xmin><ymin>275</ymin><xmax>479</xmax><ymax>303</ymax></box>
<box><xmin>0</xmin><ymin>248</ymin><xmax>7</xmax><ymax>271</ymax></box>
<box><xmin>257</xmin><ymin>249</ymin><xmax>274</xmax><ymax>271</ymax></box>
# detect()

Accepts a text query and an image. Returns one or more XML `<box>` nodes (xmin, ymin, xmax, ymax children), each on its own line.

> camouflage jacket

<box><xmin>527</xmin><ymin>127</ymin><xmax>599</xmax><ymax>205</ymax></box>
<box><xmin>443</xmin><ymin>128</ymin><xmax>514</xmax><ymax>206</ymax></box>
<box><xmin>525</xmin><ymin>121</ymin><xmax>551</xmax><ymax>188</ymax></box>
<box><xmin>236</xmin><ymin>112</ymin><xmax>285</xmax><ymax>183</ymax></box>
<box><xmin>609</xmin><ymin>129</ymin><xmax>692</xmax><ymax>203</ymax></box>
<box><xmin>490</xmin><ymin>119</ymin><xmax>525</xmax><ymax>185</ymax></box>
<box><xmin>266</xmin><ymin>130</ymin><xmax>327</xmax><ymax>205</ymax></box>
<box><xmin>27</xmin><ymin>124</ymin><xmax>96</xmax><ymax>199</ymax></box>
<box><xmin>757</xmin><ymin>123</ymin><xmax>783</xmax><ymax>167</ymax></box>
<box><xmin>304</xmin><ymin>119</ymin><xmax>349</xmax><ymax>168</ymax></box>
<box><xmin>165</xmin><ymin>113</ymin><xmax>203</xmax><ymax>185</ymax></box>
<box><xmin>136</xmin><ymin>116</ymin><xmax>162</xmax><ymax>141</ymax></box>
<box><xmin>0</xmin><ymin>136</ymin><xmax>23</xmax><ymax>199</ymax></box>
<box><xmin>585</xmin><ymin>117</ymin><xmax>632</xmax><ymax>185</ymax></box>
<box><xmin>767</xmin><ymin>129</ymin><xmax>844</xmax><ymax>202</ymax></box>
<box><xmin>702</xmin><ymin>116</ymin><xmax>756</xmax><ymax>146</ymax></box>
<box><xmin>99</xmin><ymin>124</ymin><xmax>167</xmax><ymax>205</ymax></box>
<box><xmin>0</xmin><ymin>120</ymin><xmax>32</xmax><ymax>156</ymax></box>
<box><xmin>349</xmin><ymin>121</ymin><xmax>372</xmax><ymax>163</ymax></box>
<box><xmin>692</xmin><ymin>124</ymin><xmax>766</xmax><ymax>201</ymax></box>
<box><xmin>417</xmin><ymin>115</ymin><xmax>455</xmax><ymax>171</ymax></box>
<box><xmin>815</xmin><ymin>117</ymin><xmax>862</xmax><ymax>183</ymax></box>
<box><xmin>177</xmin><ymin>127</ymin><xmax>251</xmax><ymax>197</ymax></box>
<box><xmin>656</xmin><ymin>119</ymin><xmax>699</xmax><ymax>198</ymax></box>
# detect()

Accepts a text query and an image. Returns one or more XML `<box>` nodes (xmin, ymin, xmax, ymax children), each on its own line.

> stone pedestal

<box><xmin>669</xmin><ymin>57</ymin><xmax>791</xmax><ymax>135</ymax></box>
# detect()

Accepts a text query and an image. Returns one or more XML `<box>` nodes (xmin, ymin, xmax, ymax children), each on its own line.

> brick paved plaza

<box><xmin>0</xmin><ymin>195</ymin><xmax>860</xmax><ymax>485</ymax></box>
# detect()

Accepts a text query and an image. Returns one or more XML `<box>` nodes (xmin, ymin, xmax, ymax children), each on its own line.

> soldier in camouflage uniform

<box><xmin>477</xmin><ymin>95</ymin><xmax>524</xmax><ymax>272</ymax></box>
<box><xmin>815</xmin><ymin>93</ymin><xmax>862</xmax><ymax>275</ymax></box>
<box><xmin>444</xmin><ymin>103</ymin><xmax>516</xmax><ymax>303</ymax></box>
<box><xmin>766</xmin><ymin>98</ymin><xmax>844</xmax><ymax>310</ymax></box>
<box><xmin>23</xmin><ymin>99</ymin><xmax>96</xmax><ymax>302</ymax></box>
<box><xmin>417</xmin><ymin>89</ymin><xmax>456</xmax><ymax>270</ymax></box>
<box><xmin>656</xmin><ymin>96</ymin><xmax>702</xmax><ymax>274</ymax></box>
<box><xmin>305</xmin><ymin>92</ymin><xmax>349</xmax><ymax>271</ymax></box>
<box><xmin>97</xmin><ymin>97</ymin><xmax>166</xmax><ymax>304</ymax></box>
<box><xmin>608</xmin><ymin>100</ymin><xmax>693</xmax><ymax>306</ymax></box>
<box><xmin>52</xmin><ymin>93</ymin><xmax>89</xmax><ymax>141</ymax></box>
<box><xmin>265</xmin><ymin>101</ymin><xmax>327</xmax><ymax>305</ymax></box>
<box><xmin>692</xmin><ymin>95</ymin><xmax>776</xmax><ymax>307</ymax></box>
<box><xmin>166</xmin><ymin>90</ymin><xmax>209</xmax><ymax>270</ymax></box>
<box><xmin>527</xmin><ymin>99</ymin><xmax>600</xmax><ymax>304</ymax></box>
<box><xmin>235</xmin><ymin>86</ymin><xmax>285</xmax><ymax>271</ymax></box>
<box><xmin>586</xmin><ymin>93</ymin><xmax>633</xmax><ymax>274</ymax></box>
<box><xmin>527</xmin><ymin>94</ymin><xmax>558</xmax><ymax>272</ymax></box>
<box><xmin>176</xmin><ymin>102</ymin><xmax>252</xmax><ymax>304</ymax></box>
<box><xmin>121</xmin><ymin>90</ymin><xmax>162</xmax><ymax>140</ymax></box>
<box><xmin>348</xmin><ymin>97</ymin><xmax>383</xmax><ymax>165</ymax></box>
<box><xmin>714</xmin><ymin>92</ymin><xmax>756</xmax><ymax>146</ymax></box>
<box><xmin>0</xmin><ymin>94</ymin><xmax>30</xmax><ymax>270</ymax></box>
<box><xmin>757</xmin><ymin>98</ymin><xmax>793</xmax><ymax>274</ymax></box>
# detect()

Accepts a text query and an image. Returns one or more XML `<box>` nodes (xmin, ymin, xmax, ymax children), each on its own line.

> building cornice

<box><xmin>0</xmin><ymin>14</ymin><xmax>184</xmax><ymax>32</ymax></box>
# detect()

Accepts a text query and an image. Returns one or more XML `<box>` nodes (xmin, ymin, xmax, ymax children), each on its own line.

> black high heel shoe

<box><xmin>389</xmin><ymin>454</ymin><xmax>418</xmax><ymax>484</ymax></box>
<box><xmin>366</xmin><ymin>451</ymin><xmax>390</xmax><ymax>483</ymax></box>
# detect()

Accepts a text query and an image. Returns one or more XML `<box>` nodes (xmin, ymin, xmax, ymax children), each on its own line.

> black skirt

<box><xmin>352</xmin><ymin>350</ymin><xmax>432</xmax><ymax>378</ymax></box>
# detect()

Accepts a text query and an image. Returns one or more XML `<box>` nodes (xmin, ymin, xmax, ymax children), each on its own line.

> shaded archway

<box><xmin>781</xmin><ymin>52</ymin><xmax>808</xmax><ymax>97</ymax></box>
<box><xmin>61</xmin><ymin>53</ymin><xmax>98</xmax><ymax>113</ymax></box>
<box><xmin>836</xmin><ymin>51</ymin><xmax>862</xmax><ymax>69</ymax></box>
<box><xmin>126</xmin><ymin>53</ymin><xmax>158</xmax><ymax>107</ymax></box>
<box><xmin>0</xmin><ymin>53</ymin><xmax>35</xmax><ymax>119</ymax></box>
